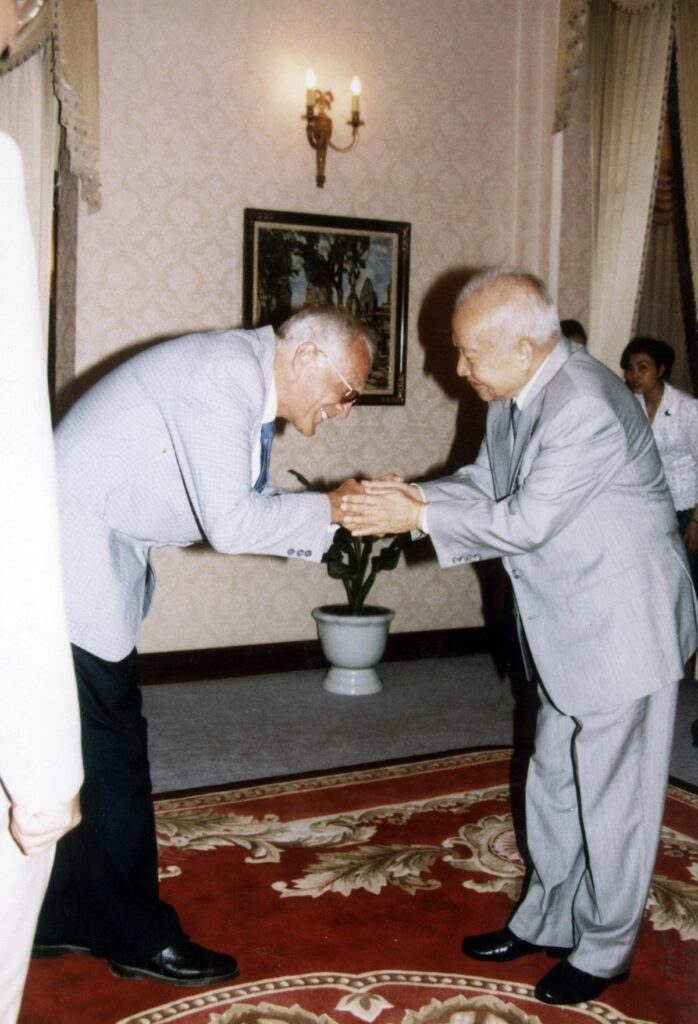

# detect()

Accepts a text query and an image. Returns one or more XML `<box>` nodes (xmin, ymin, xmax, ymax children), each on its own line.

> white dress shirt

<box><xmin>637</xmin><ymin>382</ymin><xmax>698</xmax><ymax>512</ymax></box>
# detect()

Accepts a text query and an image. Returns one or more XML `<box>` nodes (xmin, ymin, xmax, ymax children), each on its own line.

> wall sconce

<box><xmin>303</xmin><ymin>69</ymin><xmax>364</xmax><ymax>188</ymax></box>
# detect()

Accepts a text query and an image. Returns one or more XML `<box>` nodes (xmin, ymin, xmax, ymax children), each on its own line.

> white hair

<box><xmin>276</xmin><ymin>306</ymin><xmax>375</xmax><ymax>363</ymax></box>
<box><xmin>454</xmin><ymin>268</ymin><xmax>560</xmax><ymax>350</ymax></box>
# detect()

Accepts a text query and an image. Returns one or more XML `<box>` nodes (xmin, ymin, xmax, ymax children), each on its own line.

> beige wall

<box><xmin>75</xmin><ymin>0</ymin><xmax>590</xmax><ymax>653</ymax></box>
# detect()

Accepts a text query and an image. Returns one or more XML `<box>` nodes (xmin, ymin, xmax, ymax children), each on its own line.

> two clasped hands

<box><xmin>330</xmin><ymin>474</ymin><xmax>428</xmax><ymax>537</ymax></box>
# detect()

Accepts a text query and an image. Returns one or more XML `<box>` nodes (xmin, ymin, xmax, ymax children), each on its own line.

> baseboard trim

<box><xmin>137</xmin><ymin>626</ymin><xmax>490</xmax><ymax>685</ymax></box>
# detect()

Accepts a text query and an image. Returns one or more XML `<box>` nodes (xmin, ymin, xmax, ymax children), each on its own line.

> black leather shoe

<box><xmin>462</xmin><ymin>926</ymin><xmax>571</xmax><ymax>962</ymax></box>
<box><xmin>32</xmin><ymin>941</ymin><xmax>93</xmax><ymax>959</ymax></box>
<box><xmin>109</xmin><ymin>939</ymin><xmax>239</xmax><ymax>987</ymax></box>
<box><xmin>535</xmin><ymin>960</ymin><xmax>630</xmax><ymax>1005</ymax></box>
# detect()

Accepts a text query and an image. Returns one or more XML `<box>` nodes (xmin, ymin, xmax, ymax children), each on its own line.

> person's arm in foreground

<box><xmin>0</xmin><ymin>132</ymin><xmax>83</xmax><ymax>854</ymax></box>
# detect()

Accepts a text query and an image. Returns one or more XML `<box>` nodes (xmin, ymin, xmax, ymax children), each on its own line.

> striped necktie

<box><xmin>254</xmin><ymin>421</ymin><xmax>275</xmax><ymax>492</ymax></box>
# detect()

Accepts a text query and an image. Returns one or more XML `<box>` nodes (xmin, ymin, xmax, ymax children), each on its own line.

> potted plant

<box><xmin>290</xmin><ymin>471</ymin><xmax>405</xmax><ymax>695</ymax></box>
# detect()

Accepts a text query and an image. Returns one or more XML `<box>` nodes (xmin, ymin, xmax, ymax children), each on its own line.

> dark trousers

<box><xmin>676</xmin><ymin>508</ymin><xmax>698</xmax><ymax>585</ymax></box>
<box><xmin>36</xmin><ymin>645</ymin><xmax>182</xmax><ymax>963</ymax></box>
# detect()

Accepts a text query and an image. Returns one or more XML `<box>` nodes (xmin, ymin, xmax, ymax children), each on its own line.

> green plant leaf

<box><xmin>288</xmin><ymin>468</ymin><xmax>313</xmax><ymax>490</ymax></box>
<box><xmin>371</xmin><ymin>536</ymin><xmax>405</xmax><ymax>573</ymax></box>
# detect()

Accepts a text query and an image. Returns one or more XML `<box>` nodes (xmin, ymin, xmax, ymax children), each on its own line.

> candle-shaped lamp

<box><xmin>351</xmin><ymin>75</ymin><xmax>361</xmax><ymax>115</ymax></box>
<box><xmin>305</xmin><ymin>68</ymin><xmax>316</xmax><ymax>108</ymax></box>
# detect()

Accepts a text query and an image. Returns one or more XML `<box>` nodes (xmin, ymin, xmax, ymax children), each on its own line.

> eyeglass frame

<box><xmin>317</xmin><ymin>348</ymin><xmax>361</xmax><ymax>406</ymax></box>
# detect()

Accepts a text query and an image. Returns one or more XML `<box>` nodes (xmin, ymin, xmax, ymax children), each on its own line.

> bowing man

<box><xmin>36</xmin><ymin>305</ymin><xmax>372</xmax><ymax>986</ymax></box>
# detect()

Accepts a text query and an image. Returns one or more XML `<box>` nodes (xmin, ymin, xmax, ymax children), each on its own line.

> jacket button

<box><xmin>287</xmin><ymin>548</ymin><xmax>295</xmax><ymax>556</ymax></box>
<box><xmin>512</xmin><ymin>569</ymin><xmax>520</xmax><ymax>579</ymax></box>
<box><xmin>304</xmin><ymin>549</ymin><xmax>311</xmax><ymax>557</ymax></box>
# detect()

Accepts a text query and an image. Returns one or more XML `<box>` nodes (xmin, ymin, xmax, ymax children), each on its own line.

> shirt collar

<box><xmin>513</xmin><ymin>351</ymin><xmax>550</xmax><ymax>410</ymax></box>
<box><xmin>262</xmin><ymin>372</ymin><xmax>278</xmax><ymax>423</ymax></box>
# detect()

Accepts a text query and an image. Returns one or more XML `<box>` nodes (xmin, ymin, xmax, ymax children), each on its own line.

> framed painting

<box><xmin>243</xmin><ymin>208</ymin><xmax>410</xmax><ymax>404</ymax></box>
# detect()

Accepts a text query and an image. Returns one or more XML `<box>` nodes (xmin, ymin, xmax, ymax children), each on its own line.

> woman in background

<box><xmin>621</xmin><ymin>336</ymin><xmax>698</xmax><ymax>571</ymax></box>
<box><xmin>621</xmin><ymin>336</ymin><xmax>698</xmax><ymax>747</ymax></box>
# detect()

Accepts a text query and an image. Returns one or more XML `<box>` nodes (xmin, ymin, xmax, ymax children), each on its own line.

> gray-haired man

<box><xmin>341</xmin><ymin>269</ymin><xmax>697</xmax><ymax>1005</ymax></box>
<box><xmin>36</xmin><ymin>306</ymin><xmax>372</xmax><ymax>986</ymax></box>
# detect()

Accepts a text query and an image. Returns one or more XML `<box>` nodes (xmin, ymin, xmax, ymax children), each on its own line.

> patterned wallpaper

<box><xmin>557</xmin><ymin>33</ymin><xmax>592</xmax><ymax>335</ymax></box>
<box><xmin>74</xmin><ymin>0</ymin><xmax>590</xmax><ymax>653</ymax></box>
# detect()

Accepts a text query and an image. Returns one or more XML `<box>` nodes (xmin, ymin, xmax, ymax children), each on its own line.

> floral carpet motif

<box><xmin>20</xmin><ymin>750</ymin><xmax>698</xmax><ymax>1024</ymax></box>
<box><xmin>154</xmin><ymin>753</ymin><xmax>698</xmax><ymax>941</ymax></box>
<box><xmin>114</xmin><ymin>971</ymin><xmax>657</xmax><ymax>1024</ymax></box>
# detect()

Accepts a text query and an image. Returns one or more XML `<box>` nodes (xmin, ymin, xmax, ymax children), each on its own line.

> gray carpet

<box><xmin>142</xmin><ymin>654</ymin><xmax>698</xmax><ymax>794</ymax></box>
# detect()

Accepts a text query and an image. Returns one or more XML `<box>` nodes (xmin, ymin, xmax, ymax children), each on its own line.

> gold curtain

<box><xmin>556</xmin><ymin>0</ymin><xmax>698</xmax><ymax>376</ymax></box>
<box><xmin>587</xmin><ymin>0</ymin><xmax>673</xmax><ymax>367</ymax></box>
<box><xmin>676</xmin><ymin>0</ymin><xmax>698</xmax><ymax>303</ymax></box>
<box><xmin>53</xmin><ymin>0</ymin><xmax>100</xmax><ymax>213</ymax></box>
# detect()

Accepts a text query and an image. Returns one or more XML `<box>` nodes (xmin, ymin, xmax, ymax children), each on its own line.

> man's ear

<box><xmin>516</xmin><ymin>338</ymin><xmax>533</xmax><ymax>368</ymax></box>
<box><xmin>291</xmin><ymin>341</ymin><xmax>317</xmax><ymax>377</ymax></box>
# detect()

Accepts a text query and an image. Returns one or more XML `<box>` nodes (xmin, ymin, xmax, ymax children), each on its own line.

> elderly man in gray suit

<box><xmin>340</xmin><ymin>269</ymin><xmax>698</xmax><ymax>1006</ymax></box>
<box><xmin>35</xmin><ymin>306</ymin><xmax>373</xmax><ymax>987</ymax></box>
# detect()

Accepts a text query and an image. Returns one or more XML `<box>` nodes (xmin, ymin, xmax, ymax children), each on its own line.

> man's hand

<box><xmin>327</xmin><ymin>478</ymin><xmax>365</xmax><ymax>524</ymax></box>
<box><xmin>10</xmin><ymin>793</ymin><xmax>81</xmax><ymax>856</ymax></box>
<box><xmin>340</xmin><ymin>479</ymin><xmax>426</xmax><ymax>536</ymax></box>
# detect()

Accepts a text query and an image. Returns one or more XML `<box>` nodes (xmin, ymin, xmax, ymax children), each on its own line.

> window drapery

<box><xmin>587</xmin><ymin>0</ymin><xmax>673</xmax><ymax>368</ymax></box>
<box><xmin>555</xmin><ymin>0</ymin><xmax>698</xmax><ymax>375</ymax></box>
<box><xmin>676</xmin><ymin>0</ymin><xmax>698</xmax><ymax>307</ymax></box>
<box><xmin>0</xmin><ymin>0</ymin><xmax>101</xmax><ymax>213</ymax></box>
<box><xmin>0</xmin><ymin>0</ymin><xmax>99</xmax><ymax>356</ymax></box>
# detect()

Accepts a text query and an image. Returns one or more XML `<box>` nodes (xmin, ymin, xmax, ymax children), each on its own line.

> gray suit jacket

<box><xmin>422</xmin><ymin>338</ymin><xmax>698</xmax><ymax>714</ymax></box>
<box><xmin>55</xmin><ymin>327</ymin><xmax>330</xmax><ymax>661</ymax></box>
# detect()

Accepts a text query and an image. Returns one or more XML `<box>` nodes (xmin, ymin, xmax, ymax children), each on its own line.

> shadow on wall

<box><xmin>415</xmin><ymin>265</ymin><xmax>523</xmax><ymax>688</ymax></box>
<box><xmin>417</xmin><ymin>265</ymin><xmax>487</xmax><ymax>475</ymax></box>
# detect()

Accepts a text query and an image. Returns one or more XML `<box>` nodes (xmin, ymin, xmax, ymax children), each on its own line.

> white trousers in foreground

<box><xmin>0</xmin><ymin>790</ymin><xmax>54</xmax><ymax>1024</ymax></box>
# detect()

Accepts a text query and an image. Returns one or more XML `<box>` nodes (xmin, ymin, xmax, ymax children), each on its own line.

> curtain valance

<box><xmin>555</xmin><ymin>0</ymin><xmax>698</xmax><ymax>377</ymax></box>
<box><xmin>554</xmin><ymin>0</ymin><xmax>667</xmax><ymax>134</ymax></box>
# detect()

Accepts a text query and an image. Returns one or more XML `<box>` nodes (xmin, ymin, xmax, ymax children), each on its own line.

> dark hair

<box><xmin>560</xmin><ymin>319</ymin><xmax>586</xmax><ymax>343</ymax></box>
<box><xmin>620</xmin><ymin>336</ymin><xmax>675</xmax><ymax>377</ymax></box>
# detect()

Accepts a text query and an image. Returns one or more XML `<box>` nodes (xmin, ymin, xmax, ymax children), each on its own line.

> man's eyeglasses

<box><xmin>318</xmin><ymin>349</ymin><xmax>360</xmax><ymax>406</ymax></box>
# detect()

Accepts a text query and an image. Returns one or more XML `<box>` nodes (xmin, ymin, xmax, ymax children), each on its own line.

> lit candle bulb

<box><xmin>351</xmin><ymin>75</ymin><xmax>361</xmax><ymax>114</ymax></box>
<box><xmin>305</xmin><ymin>68</ymin><xmax>316</xmax><ymax>107</ymax></box>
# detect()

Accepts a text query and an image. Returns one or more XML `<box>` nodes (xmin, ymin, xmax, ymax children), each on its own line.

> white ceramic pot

<box><xmin>312</xmin><ymin>604</ymin><xmax>395</xmax><ymax>695</ymax></box>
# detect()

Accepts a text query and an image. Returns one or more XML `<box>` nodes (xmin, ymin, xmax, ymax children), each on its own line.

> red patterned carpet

<box><xmin>19</xmin><ymin>749</ymin><xmax>698</xmax><ymax>1023</ymax></box>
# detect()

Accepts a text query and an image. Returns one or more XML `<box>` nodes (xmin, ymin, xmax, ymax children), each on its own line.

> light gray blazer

<box><xmin>422</xmin><ymin>337</ymin><xmax>698</xmax><ymax>715</ymax></box>
<box><xmin>55</xmin><ymin>327</ymin><xmax>330</xmax><ymax>661</ymax></box>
